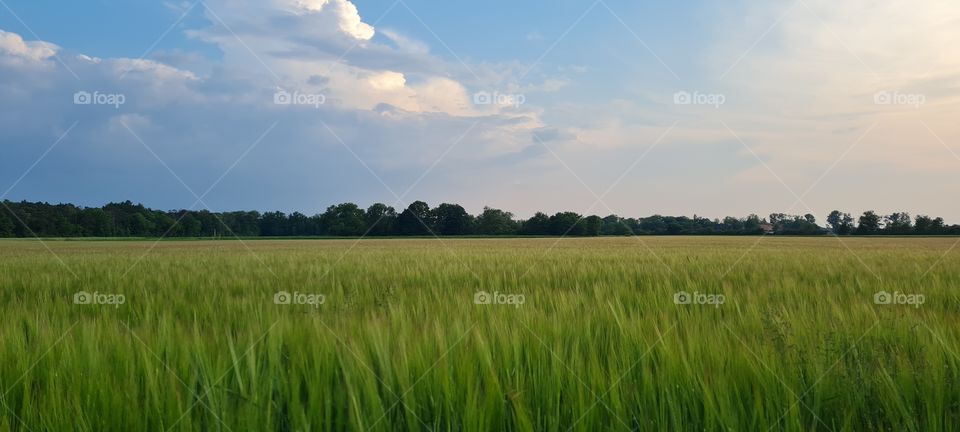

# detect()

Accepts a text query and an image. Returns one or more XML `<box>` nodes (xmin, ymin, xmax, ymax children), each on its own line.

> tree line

<box><xmin>1</xmin><ymin>200</ymin><xmax>958</xmax><ymax>238</ymax></box>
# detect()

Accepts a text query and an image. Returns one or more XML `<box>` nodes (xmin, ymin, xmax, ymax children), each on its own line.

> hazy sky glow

<box><xmin>1</xmin><ymin>0</ymin><xmax>958</xmax><ymax>220</ymax></box>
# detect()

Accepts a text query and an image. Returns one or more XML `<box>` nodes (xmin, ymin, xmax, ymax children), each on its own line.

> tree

<box><xmin>397</xmin><ymin>201</ymin><xmax>432</xmax><ymax>235</ymax></box>
<box><xmin>856</xmin><ymin>211</ymin><xmax>881</xmax><ymax>234</ymax></box>
<box><xmin>721</xmin><ymin>216</ymin><xmax>744</xmax><ymax>233</ymax></box>
<box><xmin>914</xmin><ymin>215</ymin><xmax>932</xmax><ymax>234</ymax></box>
<box><xmin>79</xmin><ymin>208</ymin><xmax>113</xmax><ymax>237</ymax></box>
<box><xmin>0</xmin><ymin>206</ymin><xmax>14</xmax><ymax>237</ymax></box>
<box><xmin>915</xmin><ymin>215</ymin><xmax>946</xmax><ymax>235</ymax></box>
<box><xmin>475</xmin><ymin>207</ymin><xmax>518</xmax><ymax>235</ymax></box>
<box><xmin>765</xmin><ymin>213</ymin><xmax>820</xmax><ymax>235</ymax></box>
<box><xmin>153</xmin><ymin>212</ymin><xmax>179</xmax><ymax>237</ymax></box>
<box><xmin>130</xmin><ymin>213</ymin><xmax>155</xmax><ymax>236</ymax></box>
<box><xmin>194</xmin><ymin>210</ymin><xmax>220</xmax><ymax>236</ymax></box>
<box><xmin>549</xmin><ymin>212</ymin><xmax>582</xmax><ymax>235</ymax></box>
<box><xmin>222</xmin><ymin>211</ymin><xmax>260</xmax><ymax>236</ymax></box>
<box><xmin>827</xmin><ymin>210</ymin><xmax>854</xmax><ymax>235</ymax></box>
<box><xmin>177</xmin><ymin>213</ymin><xmax>202</xmax><ymax>237</ymax></box>
<box><xmin>601</xmin><ymin>215</ymin><xmax>631</xmax><ymax>236</ymax></box>
<box><xmin>259</xmin><ymin>211</ymin><xmax>288</xmax><ymax>236</ymax></box>
<box><xmin>521</xmin><ymin>212</ymin><xmax>551</xmax><ymax>235</ymax></box>
<box><xmin>288</xmin><ymin>212</ymin><xmax>316</xmax><ymax>236</ymax></box>
<box><xmin>432</xmin><ymin>203</ymin><xmax>472</xmax><ymax>235</ymax></box>
<box><xmin>581</xmin><ymin>215</ymin><xmax>603</xmax><ymax>236</ymax></box>
<box><xmin>2</xmin><ymin>198</ymin><xmax>957</xmax><ymax>238</ymax></box>
<box><xmin>769</xmin><ymin>213</ymin><xmax>787</xmax><ymax>226</ymax></box>
<box><xmin>883</xmin><ymin>212</ymin><xmax>912</xmax><ymax>235</ymax></box>
<box><xmin>827</xmin><ymin>211</ymin><xmax>842</xmax><ymax>229</ymax></box>
<box><xmin>743</xmin><ymin>214</ymin><xmax>762</xmax><ymax>233</ymax></box>
<box><xmin>365</xmin><ymin>203</ymin><xmax>397</xmax><ymax>236</ymax></box>
<box><xmin>322</xmin><ymin>203</ymin><xmax>366</xmax><ymax>236</ymax></box>
<box><xmin>639</xmin><ymin>215</ymin><xmax>667</xmax><ymax>234</ymax></box>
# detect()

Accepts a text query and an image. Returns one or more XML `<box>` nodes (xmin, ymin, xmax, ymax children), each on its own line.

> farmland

<box><xmin>1</xmin><ymin>236</ymin><xmax>958</xmax><ymax>431</ymax></box>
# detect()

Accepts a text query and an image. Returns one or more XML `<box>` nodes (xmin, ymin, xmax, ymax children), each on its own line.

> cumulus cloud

<box><xmin>4</xmin><ymin>0</ymin><xmax>959</xmax><ymax>220</ymax></box>
<box><xmin>0</xmin><ymin>29</ymin><xmax>58</xmax><ymax>65</ymax></box>
<box><xmin>293</xmin><ymin>0</ymin><xmax>374</xmax><ymax>40</ymax></box>
<box><xmin>0</xmin><ymin>0</ymin><xmax>551</xmax><ymax>215</ymax></box>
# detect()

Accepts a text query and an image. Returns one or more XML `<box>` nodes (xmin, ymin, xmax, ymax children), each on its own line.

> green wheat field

<box><xmin>1</xmin><ymin>236</ymin><xmax>959</xmax><ymax>431</ymax></box>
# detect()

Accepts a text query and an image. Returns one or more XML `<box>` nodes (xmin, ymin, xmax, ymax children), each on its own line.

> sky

<box><xmin>0</xmin><ymin>0</ymin><xmax>958</xmax><ymax>221</ymax></box>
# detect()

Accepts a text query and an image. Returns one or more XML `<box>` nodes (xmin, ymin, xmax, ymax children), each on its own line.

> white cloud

<box><xmin>0</xmin><ymin>30</ymin><xmax>58</xmax><ymax>64</ymax></box>
<box><xmin>293</xmin><ymin>0</ymin><xmax>373</xmax><ymax>40</ymax></box>
<box><xmin>6</xmin><ymin>0</ymin><xmax>958</xmax><ymax>219</ymax></box>
<box><xmin>190</xmin><ymin>0</ymin><xmax>527</xmax><ymax>118</ymax></box>
<box><xmin>380</xmin><ymin>29</ymin><xmax>430</xmax><ymax>55</ymax></box>
<box><xmin>0</xmin><ymin>17</ymin><xmax>555</xmax><ymax>214</ymax></box>
<box><xmin>367</xmin><ymin>71</ymin><xmax>406</xmax><ymax>90</ymax></box>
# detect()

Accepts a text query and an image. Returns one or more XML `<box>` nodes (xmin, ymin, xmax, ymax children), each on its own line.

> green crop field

<box><xmin>1</xmin><ymin>236</ymin><xmax>959</xmax><ymax>431</ymax></box>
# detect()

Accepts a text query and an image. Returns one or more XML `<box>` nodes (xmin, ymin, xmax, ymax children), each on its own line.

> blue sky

<box><xmin>1</xmin><ymin>0</ymin><xmax>958</xmax><ymax>221</ymax></box>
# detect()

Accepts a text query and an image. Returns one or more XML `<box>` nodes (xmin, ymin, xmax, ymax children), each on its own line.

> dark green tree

<box><xmin>222</xmin><ymin>211</ymin><xmax>261</xmax><ymax>236</ymax></box>
<box><xmin>721</xmin><ymin>216</ymin><xmax>744</xmax><ymax>233</ymax></box>
<box><xmin>856</xmin><ymin>211</ymin><xmax>881</xmax><ymax>234</ymax></box>
<box><xmin>883</xmin><ymin>212</ymin><xmax>912</xmax><ymax>234</ymax></box>
<box><xmin>743</xmin><ymin>214</ymin><xmax>762</xmax><ymax>233</ymax></box>
<box><xmin>475</xmin><ymin>207</ymin><xmax>518</xmax><ymax>235</ymax></box>
<box><xmin>549</xmin><ymin>212</ymin><xmax>583</xmax><ymax>235</ymax></box>
<box><xmin>581</xmin><ymin>215</ymin><xmax>603</xmax><ymax>236</ymax></box>
<box><xmin>913</xmin><ymin>215</ymin><xmax>945</xmax><ymax>235</ymax></box>
<box><xmin>129</xmin><ymin>213</ymin><xmax>155</xmax><ymax>236</ymax></box>
<box><xmin>365</xmin><ymin>203</ymin><xmax>397</xmax><ymax>236</ymax></box>
<box><xmin>79</xmin><ymin>208</ymin><xmax>113</xmax><ymax>237</ymax></box>
<box><xmin>194</xmin><ymin>210</ymin><xmax>220</xmax><ymax>236</ymax></box>
<box><xmin>914</xmin><ymin>215</ymin><xmax>933</xmax><ymax>234</ymax></box>
<box><xmin>322</xmin><ymin>203</ymin><xmax>366</xmax><ymax>236</ymax></box>
<box><xmin>601</xmin><ymin>215</ymin><xmax>631</xmax><ymax>236</ymax></box>
<box><xmin>397</xmin><ymin>201</ymin><xmax>433</xmax><ymax>235</ymax></box>
<box><xmin>259</xmin><ymin>211</ymin><xmax>288</xmax><ymax>236</ymax></box>
<box><xmin>827</xmin><ymin>210</ymin><xmax>854</xmax><ymax>235</ymax></box>
<box><xmin>932</xmin><ymin>217</ymin><xmax>946</xmax><ymax>233</ymax></box>
<box><xmin>521</xmin><ymin>212</ymin><xmax>551</xmax><ymax>235</ymax></box>
<box><xmin>432</xmin><ymin>203</ymin><xmax>472</xmax><ymax>235</ymax></box>
<box><xmin>288</xmin><ymin>212</ymin><xmax>316</xmax><ymax>236</ymax></box>
<box><xmin>152</xmin><ymin>212</ymin><xmax>179</xmax><ymax>237</ymax></box>
<box><xmin>639</xmin><ymin>215</ymin><xmax>667</xmax><ymax>234</ymax></box>
<box><xmin>178</xmin><ymin>213</ymin><xmax>202</xmax><ymax>237</ymax></box>
<box><xmin>0</xmin><ymin>206</ymin><xmax>15</xmax><ymax>237</ymax></box>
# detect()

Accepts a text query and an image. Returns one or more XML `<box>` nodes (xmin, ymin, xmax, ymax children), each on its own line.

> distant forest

<box><xmin>1</xmin><ymin>200</ymin><xmax>958</xmax><ymax>238</ymax></box>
